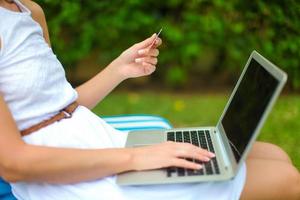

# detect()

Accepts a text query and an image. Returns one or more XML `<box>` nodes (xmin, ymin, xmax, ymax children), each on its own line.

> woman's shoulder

<box><xmin>19</xmin><ymin>0</ymin><xmax>51</xmax><ymax>45</ymax></box>
<box><xmin>20</xmin><ymin>0</ymin><xmax>45</xmax><ymax>21</ymax></box>
<box><xmin>0</xmin><ymin>1</ymin><xmax>49</xmax><ymax>52</ymax></box>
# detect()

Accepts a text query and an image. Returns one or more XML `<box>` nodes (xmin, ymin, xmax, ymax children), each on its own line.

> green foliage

<box><xmin>36</xmin><ymin>0</ymin><xmax>300</xmax><ymax>89</ymax></box>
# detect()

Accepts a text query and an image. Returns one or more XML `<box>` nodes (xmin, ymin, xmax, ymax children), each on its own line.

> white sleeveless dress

<box><xmin>0</xmin><ymin>1</ymin><xmax>246</xmax><ymax>199</ymax></box>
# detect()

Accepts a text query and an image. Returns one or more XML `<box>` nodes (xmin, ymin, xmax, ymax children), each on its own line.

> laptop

<box><xmin>117</xmin><ymin>51</ymin><xmax>287</xmax><ymax>185</ymax></box>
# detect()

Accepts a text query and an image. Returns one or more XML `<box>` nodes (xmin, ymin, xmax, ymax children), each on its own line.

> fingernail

<box><xmin>209</xmin><ymin>152</ymin><xmax>215</xmax><ymax>157</ymax></box>
<box><xmin>204</xmin><ymin>157</ymin><xmax>210</xmax><ymax>161</ymax></box>
<box><xmin>197</xmin><ymin>164</ymin><xmax>203</xmax><ymax>169</ymax></box>
<box><xmin>138</xmin><ymin>49</ymin><xmax>146</xmax><ymax>55</ymax></box>
<box><xmin>135</xmin><ymin>58</ymin><xmax>142</xmax><ymax>63</ymax></box>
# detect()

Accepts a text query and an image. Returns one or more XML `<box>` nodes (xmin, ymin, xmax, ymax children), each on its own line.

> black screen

<box><xmin>221</xmin><ymin>59</ymin><xmax>279</xmax><ymax>162</ymax></box>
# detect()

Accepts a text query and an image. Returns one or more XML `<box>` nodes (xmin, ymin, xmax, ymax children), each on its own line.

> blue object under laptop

<box><xmin>0</xmin><ymin>180</ymin><xmax>15</xmax><ymax>200</ymax></box>
<box><xmin>0</xmin><ymin>114</ymin><xmax>172</xmax><ymax>200</ymax></box>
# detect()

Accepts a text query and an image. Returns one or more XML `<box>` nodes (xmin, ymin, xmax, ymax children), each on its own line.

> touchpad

<box><xmin>126</xmin><ymin>131</ymin><xmax>165</xmax><ymax>147</ymax></box>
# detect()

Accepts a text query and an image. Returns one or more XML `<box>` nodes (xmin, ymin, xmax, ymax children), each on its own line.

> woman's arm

<box><xmin>0</xmin><ymin>96</ymin><xmax>133</xmax><ymax>184</ymax></box>
<box><xmin>75</xmin><ymin>35</ymin><xmax>161</xmax><ymax>109</ymax></box>
<box><xmin>0</xmin><ymin>96</ymin><xmax>213</xmax><ymax>184</ymax></box>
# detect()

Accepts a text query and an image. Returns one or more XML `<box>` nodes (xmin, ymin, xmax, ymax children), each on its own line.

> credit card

<box><xmin>148</xmin><ymin>28</ymin><xmax>163</xmax><ymax>49</ymax></box>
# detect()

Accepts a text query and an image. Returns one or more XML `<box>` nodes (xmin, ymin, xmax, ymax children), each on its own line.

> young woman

<box><xmin>0</xmin><ymin>0</ymin><xmax>299</xmax><ymax>199</ymax></box>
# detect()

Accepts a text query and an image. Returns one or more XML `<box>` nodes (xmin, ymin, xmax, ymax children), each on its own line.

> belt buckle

<box><xmin>63</xmin><ymin>111</ymin><xmax>72</xmax><ymax>118</ymax></box>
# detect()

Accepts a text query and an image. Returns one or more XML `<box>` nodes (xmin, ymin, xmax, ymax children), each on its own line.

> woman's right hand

<box><xmin>129</xmin><ymin>141</ymin><xmax>215</xmax><ymax>171</ymax></box>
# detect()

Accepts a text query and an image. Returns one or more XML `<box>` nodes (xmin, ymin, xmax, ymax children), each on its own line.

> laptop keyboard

<box><xmin>166</xmin><ymin>130</ymin><xmax>220</xmax><ymax>177</ymax></box>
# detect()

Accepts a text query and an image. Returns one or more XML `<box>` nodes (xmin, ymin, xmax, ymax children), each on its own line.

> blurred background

<box><xmin>36</xmin><ymin>0</ymin><xmax>300</xmax><ymax>168</ymax></box>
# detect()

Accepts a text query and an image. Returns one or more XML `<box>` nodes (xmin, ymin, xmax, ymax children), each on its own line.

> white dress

<box><xmin>0</xmin><ymin>1</ymin><xmax>246</xmax><ymax>200</ymax></box>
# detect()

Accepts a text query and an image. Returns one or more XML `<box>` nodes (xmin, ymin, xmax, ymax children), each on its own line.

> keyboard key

<box><xmin>167</xmin><ymin>167</ymin><xmax>177</xmax><ymax>177</ymax></box>
<box><xmin>167</xmin><ymin>132</ymin><xmax>175</xmax><ymax>142</ymax></box>
<box><xmin>175</xmin><ymin>131</ymin><xmax>183</xmax><ymax>142</ymax></box>
<box><xmin>205</xmin><ymin>131</ymin><xmax>215</xmax><ymax>153</ymax></box>
<box><xmin>191</xmin><ymin>131</ymin><xmax>200</xmax><ymax>147</ymax></box>
<box><xmin>183</xmin><ymin>131</ymin><xmax>190</xmax><ymax>143</ymax></box>
<box><xmin>212</xmin><ymin>157</ymin><xmax>220</xmax><ymax>174</ymax></box>
<box><xmin>187</xmin><ymin>168</ymin><xmax>204</xmax><ymax>176</ymax></box>
<box><xmin>198</xmin><ymin>131</ymin><xmax>208</xmax><ymax>150</ymax></box>
<box><xmin>204</xmin><ymin>161</ymin><xmax>214</xmax><ymax>175</ymax></box>
<box><xmin>177</xmin><ymin>168</ymin><xmax>185</xmax><ymax>176</ymax></box>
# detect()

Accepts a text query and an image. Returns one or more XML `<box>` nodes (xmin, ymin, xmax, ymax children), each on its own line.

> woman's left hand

<box><xmin>109</xmin><ymin>34</ymin><xmax>162</xmax><ymax>81</ymax></box>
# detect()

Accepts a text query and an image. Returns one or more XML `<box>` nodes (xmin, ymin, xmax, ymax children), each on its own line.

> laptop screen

<box><xmin>221</xmin><ymin>58</ymin><xmax>279</xmax><ymax>163</ymax></box>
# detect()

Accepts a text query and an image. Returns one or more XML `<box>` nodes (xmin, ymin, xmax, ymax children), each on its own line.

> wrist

<box><xmin>123</xmin><ymin>147</ymin><xmax>140</xmax><ymax>172</ymax></box>
<box><xmin>107</xmin><ymin>58</ymin><xmax>128</xmax><ymax>82</ymax></box>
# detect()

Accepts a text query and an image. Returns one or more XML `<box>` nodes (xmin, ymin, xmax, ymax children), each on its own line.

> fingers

<box><xmin>134</xmin><ymin>34</ymin><xmax>157</xmax><ymax>49</ymax></box>
<box><xmin>135</xmin><ymin>49</ymin><xmax>159</xmax><ymax>70</ymax></box>
<box><xmin>141</xmin><ymin>62</ymin><xmax>156</xmax><ymax>75</ymax></box>
<box><xmin>137</xmin><ymin>39</ymin><xmax>161</xmax><ymax>56</ymax></box>
<box><xmin>134</xmin><ymin>34</ymin><xmax>162</xmax><ymax>50</ymax></box>
<box><xmin>133</xmin><ymin>141</ymin><xmax>215</xmax><ymax>171</ymax></box>
<box><xmin>165</xmin><ymin>142</ymin><xmax>215</xmax><ymax>170</ymax></box>
<box><xmin>152</xmin><ymin>37</ymin><xmax>162</xmax><ymax>48</ymax></box>
<box><xmin>164</xmin><ymin>141</ymin><xmax>215</xmax><ymax>162</ymax></box>
<box><xmin>174</xmin><ymin>142</ymin><xmax>214</xmax><ymax>161</ymax></box>
<box><xmin>132</xmin><ymin>36</ymin><xmax>161</xmax><ymax>73</ymax></box>
<box><xmin>172</xmin><ymin>159</ymin><xmax>203</xmax><ymax>170</ymax></box>
<box><xmin>138</xmin><ymin>48</ymin><xmax>159</xmax><ymax>57</ymax></box>
<box><xmin>135</xmin><ymin>57</ymin><xmax>158</xmax><ymax>65</ymax></box>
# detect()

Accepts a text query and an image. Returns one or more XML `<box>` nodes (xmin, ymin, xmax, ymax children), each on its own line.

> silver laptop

<box><xmin>117</xmin><ymin>51</ymin><xmax>287</xmax><ymax>185</ymax></box>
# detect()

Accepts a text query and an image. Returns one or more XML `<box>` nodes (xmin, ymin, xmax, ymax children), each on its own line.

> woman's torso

<box><xmin>0</xmin><ymin>0</ymin><xmax>78</xmax><ymax>131</ymax></box>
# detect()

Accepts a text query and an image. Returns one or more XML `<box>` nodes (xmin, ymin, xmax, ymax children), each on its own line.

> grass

<box><xmin>93</xmin><ymin>91</ymin><xmax>300</xmax><ymax>170</ymax></box>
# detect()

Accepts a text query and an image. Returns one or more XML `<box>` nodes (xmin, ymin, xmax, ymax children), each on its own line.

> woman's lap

<box><xmin>11</xmin><ymin>106</ymin><xmax>247</xmax><ymax>200</ymax></box>
<box><xmin>12</xmin><ymin>164</ymin><xmax>246</xmax><ymax>200</ymax></box>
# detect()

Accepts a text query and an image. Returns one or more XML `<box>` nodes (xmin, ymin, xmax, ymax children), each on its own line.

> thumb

<box><xmin>135</xmin><ymin>34</ymin><xmax>156</xmax><ymax>49</ymax></box>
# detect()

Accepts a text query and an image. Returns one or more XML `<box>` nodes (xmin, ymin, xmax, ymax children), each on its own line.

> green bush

<box><xmin>37</xmin><ymin>0</ymin><xmax>300</xmax><ymax>89</ymax></box>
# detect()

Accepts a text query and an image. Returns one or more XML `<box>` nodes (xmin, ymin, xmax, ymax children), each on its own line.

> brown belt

<box><xmin>20</xmin><ymin>101</ymin><xmax>79</xmax><ymax>137</ymax></box>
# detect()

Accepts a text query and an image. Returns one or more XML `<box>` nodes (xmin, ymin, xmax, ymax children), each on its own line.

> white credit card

<box><xmin>148</xmin><ymin>28</ymin><xmax>163</xmax><ymax>49</ymax></box>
